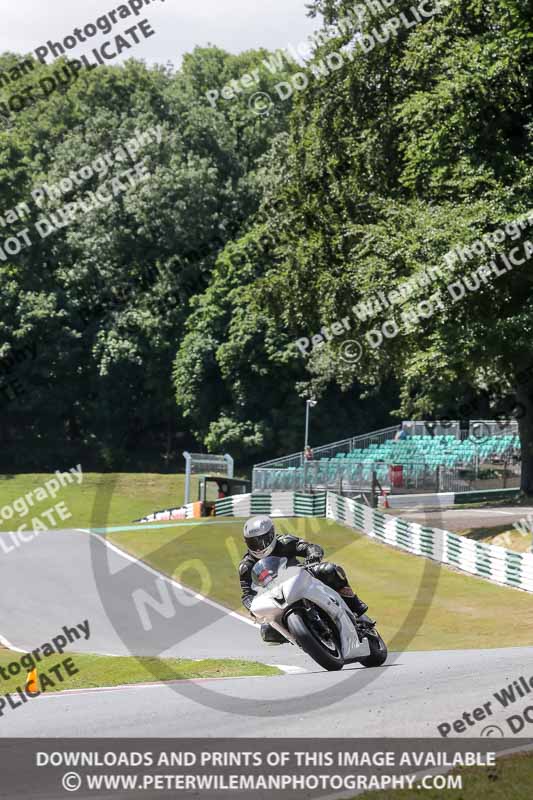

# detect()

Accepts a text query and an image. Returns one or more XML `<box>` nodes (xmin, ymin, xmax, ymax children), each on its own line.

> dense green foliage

<box><xmin>1</xmin><ymin>0</ymin><xmax>532</xmax><ymax>481</ymax></box>
<box><xmin>0</xmin><ymin>47</ymin><xmax>302</xmax><ymax>469</ymax></box>
<box><xmin>256</xmin><ymin>0</ymin><xmax>533</xmax><ymax>486</ymax></box>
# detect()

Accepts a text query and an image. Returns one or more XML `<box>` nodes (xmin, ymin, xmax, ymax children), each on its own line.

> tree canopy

<box><xmin>1</xmin><ymin>0</ymin><xmax>532</xmax><ymax>485</ymax></box>
<box><xmin>0</xmin><ymin>47</ymin><xmax>300</xmax><ymax>469</ymax></box>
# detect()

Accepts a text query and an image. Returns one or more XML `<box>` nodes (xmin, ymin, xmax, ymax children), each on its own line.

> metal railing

<box><xmin>253</xmin><ymin>462</ymin><xmax>381</xmax><ymax>493</ymax></box>
<box><xmin>324</xmin><ymin>425</ymin><xmax>400</xmax><ymax>458</ymax></box>
<box><xmin>254</xmin><ymin>460</ymin><xmax>443</xmax><ymax>494</ymax></box>
<box><xmin>406</xmin><ymin>421</ymin><xmax>461</xmax><ymax>438</ymax></box>
<box><xmin>253</xmin><ymin>460</ymin><xmax>521</xmax><ymax>496</ymax></box>
<box><xmin>254</xmin><ymin>451</ymin><xmax>304</xmax><ymax>470</ymax></box>
<box><xmin>254</xmin><ymin>425</ymin><xmax>399</xmax><ymax>470</ymax></box>
<box><xmin>439</xmin><ymin>463</ymin><xmax>521</xmax><ymax>493</ymax></box>
<box><xmin>253</xmin><ymin>421</ymin><xmax>521</xmax><ymax>482</ymax></box>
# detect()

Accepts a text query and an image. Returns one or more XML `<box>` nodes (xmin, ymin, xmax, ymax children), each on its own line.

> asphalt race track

<box><xmin>392</xmin><ymin>505</ymin><xmax>533</xmax><ymax>532</ymax></box>
<box><xmin>0</xmin><ymin>528</ymin><xmax>301</xmax><ymax>664</ymax></box>
<box><xmin>1</xmin><ymin>528</ymin><xmax>532</xmax><ymax>738</ymax></box>
<box><xmin>4</xmin><ymin>646</ymin><xmax>532</xmax><ymax>738</ymax></box>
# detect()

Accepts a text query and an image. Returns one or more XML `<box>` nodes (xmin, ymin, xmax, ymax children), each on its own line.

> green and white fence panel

<box><xmin>294</xmin><ymin>492</ymin><xmax>326</xmax><ymax>517</ymax></box>
<box><xmin>214</xmin><ymin>492</ymin><xmax>327</xmax><ymax>518</ymax></box>
<box><xmin>270</xmin><ymin>492</ymin><xmax>299</xmax><ymax>517</ymax></box>
<box><xmin>250</xmin><ymin>493</ymin><xmax>273</xmax><ymax>515</ymax></box>
<box><xmin>214</xmin><ymin>493</ymin><xmax>252</xmax><ymax>517</ymax></box>
<box><xmin>326</xmin><ymin>492</ymin><xmax>533</xmax><ymax>593</ymax></box>
<box><xmin>214</xmin><ymin>491</ymin><xmax>533</xmax><ymax>592</ymax></box>
<box><xmin>213</xmin><ymin>497</ymin><xmax>236</xmax><ymax>516</ymax></box>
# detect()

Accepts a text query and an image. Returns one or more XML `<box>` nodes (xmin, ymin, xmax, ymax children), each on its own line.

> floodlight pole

<box><xmin>224</xmin><ymin>454</ymin><xmax>234</xmax><ymax>478</ymax></box>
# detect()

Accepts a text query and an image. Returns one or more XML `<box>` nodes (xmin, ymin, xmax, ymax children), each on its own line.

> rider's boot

<box><xmin>339</xmin><ymin>588</ymin><xmax>369</xmax><ymax>617</ymax></box>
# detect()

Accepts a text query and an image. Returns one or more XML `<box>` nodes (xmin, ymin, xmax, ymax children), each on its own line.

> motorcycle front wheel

<box><xmin>358</xmin><ymin>628</ymin><xmax>388</xmax><ymax>668</ymax></box>
<box><xmin>287</xmin><ymin>609</ymin><xmax>344</xmax><ymax>671</ymax></box>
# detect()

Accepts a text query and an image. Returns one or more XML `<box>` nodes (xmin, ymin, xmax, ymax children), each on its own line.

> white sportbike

<box><xmin>250</xmin><ymin>556</ymin><xmax>388</xmax><ymax>671</ymax></box>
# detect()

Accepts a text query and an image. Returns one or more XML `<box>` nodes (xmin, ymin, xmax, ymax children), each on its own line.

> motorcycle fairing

<box><xmin>250</xmin><ymin>566</ymin><xmax>370</xmax><ymax>660</ymax></box>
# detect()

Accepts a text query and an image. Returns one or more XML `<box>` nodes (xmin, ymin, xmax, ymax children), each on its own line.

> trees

<box><xmin>0</xmin><ymin>47</ymin><xmax>297</xmax><ymax>469</ymax></box>
<box><xmin>251</xmin><ymin>0</ymin><xmax>533</xmax><ymax>488</ymax></box>
<box><xmin>2</xmin><ymin>0</ymin><xmax>531</xmax><ymax>475</ymax></box>
<box><xmin>173</xmin><ymin>137</ymin><xmax>395</xmax><ymax>460</ymax></box>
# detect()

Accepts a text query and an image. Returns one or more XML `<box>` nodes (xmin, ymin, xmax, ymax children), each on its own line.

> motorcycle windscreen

<box><xmin>251</xmin><ymin>556</ymin><xmax>288</xmax><ymax>588</ymax></box>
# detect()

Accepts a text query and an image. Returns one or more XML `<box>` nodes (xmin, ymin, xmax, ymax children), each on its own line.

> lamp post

<box><xmin>303</xmin><ymin>398</ymin><xmax>317</xmax><ymax>493</ymax></box>
<box><xmin>304</xmin><ymin>398</ymin><xmax>317</xmax><ymax>451</ymax></box>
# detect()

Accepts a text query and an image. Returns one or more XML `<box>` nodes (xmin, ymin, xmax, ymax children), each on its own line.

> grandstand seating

<box><xmin>253</xmin><ymin>434</ymin><xmax>520</xmax><ymax>492</ymax></box>
<box><xmin>331</xmin><ymin>433</ymin><xmax>520</xmax><ymax>469</ymax></box>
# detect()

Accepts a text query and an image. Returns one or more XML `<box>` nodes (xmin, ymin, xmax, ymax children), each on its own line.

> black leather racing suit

<box><xmin>239</xmin><ymin>535</ymin><xmax>365</xmax><ymax>641</ymax></box>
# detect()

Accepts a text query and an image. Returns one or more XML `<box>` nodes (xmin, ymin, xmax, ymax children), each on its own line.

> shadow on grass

<box><xmin>461</xmin><ymin>524</ymin><xmax>512</xmax><ymax>541</ymax></box>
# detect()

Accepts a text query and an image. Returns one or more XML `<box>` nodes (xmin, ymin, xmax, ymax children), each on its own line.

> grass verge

<box><xmin>0</xmin><ymin>473</ymin><xmax>199</xmax><ymax>532</ymax></box>
<box><xmin>0</xmin><ymin>648</ymin><xmax>280</xmax><ymax>695</ymax></box>
<box><xmin>354</xmin><ymin>751</ymin><xmax>533</xmax><ymax>800</ymax></box>
<box><xmin>109</xmin><ymin>516</ymin><xmax>533</xmax><ymax>652</ymax></box>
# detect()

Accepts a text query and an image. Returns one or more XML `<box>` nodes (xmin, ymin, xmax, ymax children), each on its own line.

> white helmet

<box><xmin>243</xmin><ymin>515</ymin><xmax>276</xmax><ymax>558</ymax></box>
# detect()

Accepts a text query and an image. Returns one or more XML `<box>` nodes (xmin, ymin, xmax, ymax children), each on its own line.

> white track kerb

<box><xmin>213</xmin><ymin>491</ymin><xmax>533</xmax><ymax>593</ymax></box>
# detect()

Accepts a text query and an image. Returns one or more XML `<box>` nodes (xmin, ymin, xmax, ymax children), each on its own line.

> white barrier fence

<box><xmin>326</xmin><ymin>493</ymin><xmax>533</xmax><ymax>593</ymax></box>
<box><xmin>214</xmin><ymin>492</ymin><xmax>326</xmax><ymax>518</ymax></box>
<box><xmin>213</xmin><ymin>491</ymin><xmax>533</xmax><ymax>593</ymax></box>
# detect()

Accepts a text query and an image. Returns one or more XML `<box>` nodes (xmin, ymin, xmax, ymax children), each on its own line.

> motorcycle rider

<box><xmin>239</xmin><ymin>515</ymin><xmax>369</xmax><ymax>644</ymax></box>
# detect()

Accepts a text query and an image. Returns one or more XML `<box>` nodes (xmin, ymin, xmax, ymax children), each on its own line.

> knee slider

<box><xmin>260</xmin><ymin>623</ymin><xmax>272</xmax><ymax>642</ymax></box>
<box><xmin>335</xmin><ymin>564</ymin><xmax>347</xmax><ymax>583</ymax></box>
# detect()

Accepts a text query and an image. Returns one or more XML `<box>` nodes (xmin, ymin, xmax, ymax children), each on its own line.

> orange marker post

<box><xmin>25</xmin><ymin>668</ymin><xmax>39</xmax><ymax>696</ymax></box>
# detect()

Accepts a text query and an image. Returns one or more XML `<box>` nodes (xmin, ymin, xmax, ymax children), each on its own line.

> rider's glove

<box><xmin>305</xmin><ymin>554</ymin><xmax>322</xmax><ymax>565</ymax></box>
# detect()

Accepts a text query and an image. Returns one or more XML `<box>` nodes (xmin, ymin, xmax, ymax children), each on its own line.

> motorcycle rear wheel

<box><xmin>287</xmin><ymin>609</ymin><xmax>344</xmax><ymax>671</ymax></box>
